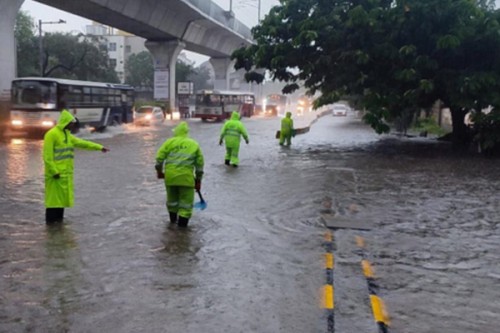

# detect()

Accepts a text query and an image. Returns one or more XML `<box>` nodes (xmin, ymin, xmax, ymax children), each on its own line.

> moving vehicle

<box><xmin>332</xmin><ymin>104</ymin><xmax>348</xmax><ymax>116</ymax></box>
<box><xmin>193</xmin><ymin>90</ymin><xmax>255</xmax><ymax>121</ymax></box>
<box><xmin>266</xmin><ymin>94</ymin><xmax>288</xmax><ymax>117</ymax></box>
<box><xmin>134</xmin><ymin>106</ymin><xmax>165</xmax><ymax>125</ymax></box>
<box><xmin>10</xmin><ymin>77</ymin><xmax>134</xmax><ymax>132</ymax></box>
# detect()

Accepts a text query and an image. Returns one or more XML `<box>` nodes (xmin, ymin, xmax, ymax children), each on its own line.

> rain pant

<box><xmin>43</xmin><ymin>110</ymin><xmax>103</xmax><ymax>208</ymax></box>
<box><xmin>280</xmin><ymin>111</ymin><xmax>294</xmax><ymax>146</ymax></box>
<box><xmin>155</xmin><ymin>122</ymin><xmax>204</xmax><ymax>218</ymax></box>
<box><xmin>220</xmin><ymin>111</ymin><xmax>249</xmax><ymax>165</ymax></box>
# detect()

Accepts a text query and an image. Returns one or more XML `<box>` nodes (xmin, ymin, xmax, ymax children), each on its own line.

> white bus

<box><xmin>10</xmin><ymin>77</ymin><xmax>134</xmax><ymax>132</ymax></box>
<box><xmin>194</xmin><ymin>89</ymin><xmax>255</xmax><ymax>121</ymax></box>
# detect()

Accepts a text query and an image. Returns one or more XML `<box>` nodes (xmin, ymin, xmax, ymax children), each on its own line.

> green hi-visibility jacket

<box><xmin>220</xmin><ymin>111</ymin><xmax>249</xmax><ymax>147</ymax></box>
<box><xmin>155</xmin><ymin>121</ymin><xmax>204</xmax><ymax>187</ymax></box>
<box><xmin>43</xmin><ymin>110</ymin><xmax>103</xmax><ymax>208</ymax></box>
<box><xmin>281</xmin><ymin>112</ymin><xmax>294</xmax><ymax>135</ymax></box>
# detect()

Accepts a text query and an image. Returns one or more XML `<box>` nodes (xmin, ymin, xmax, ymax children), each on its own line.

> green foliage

<box><xmin>15</xmin><ymin>11</ymin><xmax>38</xmax><ymax>76</ymax></box>
<box><xmin>232</xmin><ymin>0</ymin><xmax>500</xmax><ymax>147</ymax></box>
<box><xmin>412</xmin><ymin>117</ymin><xmax>447</xmax><ymax>136</ymax></box>
<box><xmin>125</xmin><ymin>51</ymin><xmax>211</xmax><ymax>91</ymax></box>
<box><xmin>125</xmin><ymin>51</ymin><xmax>154</xmax><ymax>89</ymax></box>
<box><xmin>471</xmin><ymin>109</ymin><xmax>500</xmax><ymax>153</ymax></box>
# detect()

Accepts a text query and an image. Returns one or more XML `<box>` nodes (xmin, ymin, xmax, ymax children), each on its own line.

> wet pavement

<box><xmin>1</xmin><ymin>112</ymin><xmax>499</xmax><ymax>332</ymax></box>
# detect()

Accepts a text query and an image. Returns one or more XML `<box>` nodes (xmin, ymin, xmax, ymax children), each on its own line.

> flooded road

<box><xmin>1</xmin><ymin>113</ymin><xmax>499</xmax><ymax>332</ymax></box>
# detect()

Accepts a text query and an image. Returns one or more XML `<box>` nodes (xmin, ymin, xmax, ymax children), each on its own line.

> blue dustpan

<box><xmin>194</xmin><ymin>190</ymin><xmax>207</xmax><ymax>210</ymax></box>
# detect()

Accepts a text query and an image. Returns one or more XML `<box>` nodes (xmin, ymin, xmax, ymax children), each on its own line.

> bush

<box><xmin>471</xmin><ymin>110</ymin><xmax>500</xmax><ymax>155</ymax></box>
<box><xmin>412</xmin><ymin>117</ymin><xmax>447</xmax><ymax>136</ymax></box>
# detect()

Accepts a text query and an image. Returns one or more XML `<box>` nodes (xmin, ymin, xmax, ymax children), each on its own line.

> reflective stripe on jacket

<box><xmin>43</xmin><ymin>110</ymin><xmax>103</xmax><ymax>208</ymax></box>
<box><xmin>156</xmin><ymin>122</ymin><xmax>204</xmax><ymax>187</ymax></box>
<box><xmin>220</xmin><ymin>111</ymin><xmax>249</xmax><ymax>148</ymax></box>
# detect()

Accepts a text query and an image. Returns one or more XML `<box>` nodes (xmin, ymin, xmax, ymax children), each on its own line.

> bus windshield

<box><xmin>12</xmin><ymin>80</ymin><xmax>57</xmax><ymax>109</ymax></box>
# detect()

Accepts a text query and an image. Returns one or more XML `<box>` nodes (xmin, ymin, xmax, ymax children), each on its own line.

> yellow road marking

<box><xmin>325</xmin><ymin>253</ymin><xmax>334</xmax><ymax>269</ymax></box>
<box><xmin>355</xmin><ymin>235</ymin><xmax>365</xmax><ymax>248</ymax></box>
<box><xmin>323</xmin><ymin>285</ymin><xmax>334</xmax><ymax>309</ymax></box>
<box><xmin>361</xmin><ymin>259</ymin><xmax>374</xmax><ymax>278</ymax></box>
<box><xmin>370</xmin><ymin>295</ymin><xmax>390</xmax><ymax>325</ymax></box>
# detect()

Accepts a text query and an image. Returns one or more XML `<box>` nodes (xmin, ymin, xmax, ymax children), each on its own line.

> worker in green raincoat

<box><xmin>43</xmin><ymin>108</ymin><xmax>109</xmax><ymax>224</ymax></box>
<box><xmin>280</xmin><ymin>111</ymin><xmax>294</xmax><ymax>146</ymax></box>
<box><xmin>219</xmin><ymin>111</ymin><xmax>249</xmax><ymax>167</ymax></box>
<box><xmin>155</xmin><ymin>121</ymin><xmax>204</xmax><ymax>227</ymax></box>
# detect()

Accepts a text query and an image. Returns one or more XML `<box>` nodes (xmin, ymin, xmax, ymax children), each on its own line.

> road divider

<box><xmin>355</xmin><ymin>236</ymin><xmax>390</xmax><ymax>333</ymax></box>
<box><xmin>322</xmin><ymin>231</ymin><xmax>335</xmax><ymax>332</ymax></box>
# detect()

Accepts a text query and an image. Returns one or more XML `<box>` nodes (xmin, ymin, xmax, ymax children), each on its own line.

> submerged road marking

<box><xmin>322</xmin><ymin>231</ymin><xmax>335</xmax><ymax>332</ymax></box>
<box><xmin>355</xmin><ymin>236</ymin><xmax>390</xmax><ymax>333</ymax></box>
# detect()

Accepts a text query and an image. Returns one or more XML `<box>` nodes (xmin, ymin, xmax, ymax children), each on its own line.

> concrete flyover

<box><xmin>0</xmin><ymin>0</ymin><xmax>255</xmax><ymax>111</ymax></box>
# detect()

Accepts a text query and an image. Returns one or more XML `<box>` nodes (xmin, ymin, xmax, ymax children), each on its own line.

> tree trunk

<box><xmin>450</xmin><ymin>107</ymin><xmax>469</xmax><ymax>147</ymax></box>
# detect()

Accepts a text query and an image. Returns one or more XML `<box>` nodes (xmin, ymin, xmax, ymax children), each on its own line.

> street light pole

<box><xmin>38</xmin><ymin>19</ymin><xmax>66</xmax><ymax>76</ymax></box>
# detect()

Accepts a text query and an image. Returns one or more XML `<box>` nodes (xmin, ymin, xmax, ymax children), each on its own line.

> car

<box><xmin>134</xmin><ymin>106</ymin><xmax>165</xmax><ymax>125</ymax></box>
<box><xmin>332</xmin><ymin>104</ymin><xmax>348</xmax><ymax>116</ymax></box>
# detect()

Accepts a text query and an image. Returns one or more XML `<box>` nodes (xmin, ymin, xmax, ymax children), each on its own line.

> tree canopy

<box><xmin>232</xmin><ymin>0</ymin><xmax>500</xmax><ymax>145</ymax></box>
<box><xmin>15</xmin><ymin>11</ymin><xmax>118</xmax><ymax>82</ymax></box>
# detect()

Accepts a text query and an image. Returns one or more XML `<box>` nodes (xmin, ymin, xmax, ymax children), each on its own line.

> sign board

<box><xmin>177</xmin><ymin>82</ymin><xmax>194</xmax><ymax>95</ymax></box>
<box><xmin>154</xmin><ymin>69</ymin><xmax>169</xmax><ymax>100</ymax></box>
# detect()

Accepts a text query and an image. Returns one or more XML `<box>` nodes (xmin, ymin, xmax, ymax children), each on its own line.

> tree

<box><xmin>43</xmin><ymin>33</ymin><xmax>119</xmax><ymax>82</ymax></box>
<box><xmin>232</xmin><ymin>0</ymin><xmax>500</xmax><ymax>146</ymax></box>
<box><xmin>15</xmin><ymin>11</ymin><xmax>118</xmax><ymax>82</ymax></box>
<box><xmin>124</xmin><ymin>51</ymin><xmax>154</xmax><ymax>89</ymax></box>
<box><xmin>125</xmin><ymin>51</ymin><xmax>212</xmax><ymax>91</ymax></box>
<box><xmin>15</xmin><ymin>11</ymin><xmax>38</xmax><ymax>77</ymax></box>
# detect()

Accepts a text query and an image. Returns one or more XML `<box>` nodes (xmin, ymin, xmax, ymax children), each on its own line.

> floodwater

<box><xmin>0</xmin><ymin>113</ymin><xmax>498</xmax><ymax>333</ymax></box>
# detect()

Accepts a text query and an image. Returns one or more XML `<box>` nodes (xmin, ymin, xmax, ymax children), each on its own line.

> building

<box><xmin>85</xmin><ymin>23</ymin><xmax>147</xmax><ymax>83</ymax></box>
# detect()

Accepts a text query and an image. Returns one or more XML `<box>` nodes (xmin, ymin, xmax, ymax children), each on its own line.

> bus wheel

<box><xmin>201</xmin><ymin>118</ymin><xmax>208</xmax><ymax>122</ymax></box>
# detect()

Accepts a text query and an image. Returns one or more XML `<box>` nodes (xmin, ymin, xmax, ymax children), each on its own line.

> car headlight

<box><xmin>11</xmin><ymin>120</ymin><xmax>23</xmax><ymax>126</ymax></box>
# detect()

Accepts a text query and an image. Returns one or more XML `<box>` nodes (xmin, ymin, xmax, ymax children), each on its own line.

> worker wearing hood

<box><xmin>43</xmin><ymin>108</ymin><xmax>109</xmax><ymax>223</ymax></box>
<box><xmin>219</xmin><ymin>111</ymin><xmax>249</xmax><ymax>167</ymax></box>
<box><xmin>155</xmin><ymin>121</ymin><xmax>204</xmax><ymax>227</ymax></box>
<box><xmin>280</xmin><ymin>111</ymin><xmax>294</xmax><ymax>146</ymax></box>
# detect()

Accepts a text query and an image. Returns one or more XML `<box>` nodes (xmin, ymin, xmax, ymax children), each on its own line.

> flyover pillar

<box><xmin>209</xmin><ymin>57</ymin><xmax>234</xmax><ymax>91</ymax></box>
<box><xmin>145</xmin><ymin>40</ymin><xmax>185</xmax><ymax>114</ymax></box>
<box><xmin>0</xmin><ymin>0</ymin><xmax>25</xmax><ymax>99</ymax></box>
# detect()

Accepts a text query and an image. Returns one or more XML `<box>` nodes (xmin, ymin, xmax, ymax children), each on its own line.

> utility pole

<box><xmin>38</xmin><ymin>19</ymin><xmax>66</xmax><ymax>76</ymax></box>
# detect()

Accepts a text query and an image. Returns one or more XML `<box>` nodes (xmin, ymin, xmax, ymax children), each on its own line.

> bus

<box><xmin>194</xmin><ymin>89</ymin><xmax>255</xmax><ymax>121</ymax></box>
<box><xmin>266</xmin><ymin>93</ymin><xmax>288</xmax><ymax>117</ymax></box>
<box><xmin>10</xmin><ymin>77</ymin><xmax>134</xmax><ymax>132</ymax></box>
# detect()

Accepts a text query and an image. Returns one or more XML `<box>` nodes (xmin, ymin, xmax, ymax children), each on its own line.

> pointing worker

<box><xmin>155</xmin><ymin>121</ymin><xmax>204</xmax><ymax>227</ymax></box>
<box><xmin>43</xmin><ymin>104</ymin><xmax>109</xmax><ymax>224</ymax></box>
<box><xmin>219</xmin><ymin>111</ymin><xmax>249</xmax><ymax>167</ymax></box>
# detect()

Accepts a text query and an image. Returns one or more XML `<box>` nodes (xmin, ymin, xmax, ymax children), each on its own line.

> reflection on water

<box><xmin>43</xmin><ymin>222</ymin><xmax>82</xmax><ymax>332</ymax></box>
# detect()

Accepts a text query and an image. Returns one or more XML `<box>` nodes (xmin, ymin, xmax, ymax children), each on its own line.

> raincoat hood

<box><xmin>57</xmin><ymin>110</ymin><xmax>76</xmax><ymax>130</ymax></box>
<box><xmin>230</xmin><ymin>111</ymin><xmax>240</xmax><ymax>120</ymax></box>
<box><xmin>286</xmin><ymin>112</ymin><xmax>292</xmax><ymax>118</ymax></box>
<box><xmin>173</xmin><ymin>121</ymin><xmax>189</xmax><ymax>137</ymax></box>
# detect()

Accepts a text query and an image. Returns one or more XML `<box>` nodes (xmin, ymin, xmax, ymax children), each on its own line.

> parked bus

<box><xmin>194</xmin><ymin>89</ymin><xmax>255</xmax><ymax>121</ymax></box>
<box><xmin>10</xmin><ymin>77</ymin><xmax>134</xmax><ymax>132</ymax></box>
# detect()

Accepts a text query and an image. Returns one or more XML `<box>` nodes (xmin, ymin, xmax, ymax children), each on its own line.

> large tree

<box><xmin>15</xmin><ymin>11</ymin><xmax>119</xmax><ymax>82</ymax></box>
<box><xmin>232</xmin><ymin>0</ymin><xmax>500</xmax><ymax>146</ymax></box>
<box><xmin>15</xmin><ymin>11</ymin><xmax>38</xmax><ymax>77</ymax></box>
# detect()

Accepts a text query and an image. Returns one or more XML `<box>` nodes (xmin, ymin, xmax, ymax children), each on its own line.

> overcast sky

<box><xmin>20</xmin><ymin>0</ymin><xmax>500</xmax><ymax>64</ymax></box>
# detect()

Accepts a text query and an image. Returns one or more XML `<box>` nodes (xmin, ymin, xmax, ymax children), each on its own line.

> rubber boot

<box><xmin>169</xmin><ymin>212</ymin><xmax>178</xmax><ymax>224</ymax></box>
<box><xmin>46</xmin><ymin>208</ymin><xmax>64</xmax><ymax>224</ymax></box>
<box><xmin>178</xmin><ymin>216</ymin><xmax>189</xmax><ymax>228</ymax></box>
<box><xmin>225</xmin><ymin>159</ymin><xmax>230</xmax><ymax>165</ymax></box>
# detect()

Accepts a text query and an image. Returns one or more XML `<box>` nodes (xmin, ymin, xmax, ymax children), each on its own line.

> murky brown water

<box><xmin>1</xmin><ymin>113</ymin><xmax>498</xmax><ymax>332</ymax></box>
